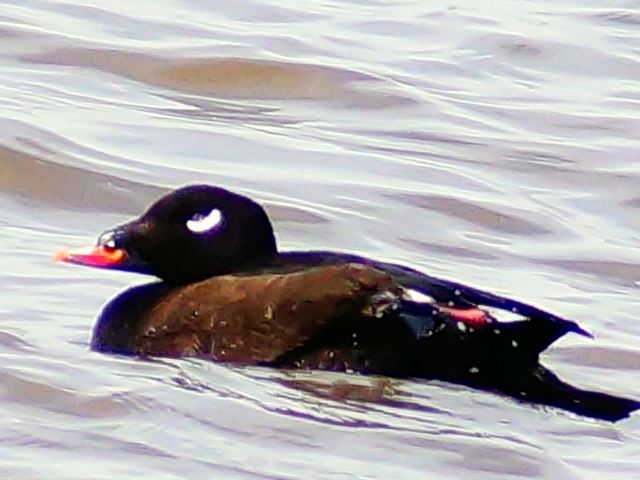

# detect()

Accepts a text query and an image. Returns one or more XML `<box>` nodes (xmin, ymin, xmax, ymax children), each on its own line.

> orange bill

<box><xmin>55</xmin><ymin>245</ymin><xmax>127</xmax><ymax>268</ymax></box>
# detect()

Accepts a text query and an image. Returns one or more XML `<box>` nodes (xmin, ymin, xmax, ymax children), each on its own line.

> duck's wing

<box><xmin>120</xmin><ymin>263</ymin><xmax>402</xmax><ymax>361</ymax></box>
<box><xmin>375</xmin><ymin>261</ymin><xmax>593</xmax><ymax>347</ymax></box>
<box><xmin>269</xmin><ymin>251</ymin><xmax>592</xmax><ymax>358</ymax></box>
<box><xmin>276</xmin><ymin>251</ymin><xmax>591</xmax><ymax>340</ymax></box>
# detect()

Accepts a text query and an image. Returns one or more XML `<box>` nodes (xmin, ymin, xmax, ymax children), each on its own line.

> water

<box><xmin>1</xmin><ymin>0</ymin><xmax>639</xmax><ymax>478</ymax></box>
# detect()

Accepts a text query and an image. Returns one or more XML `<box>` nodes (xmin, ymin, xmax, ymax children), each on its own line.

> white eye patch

<box><xmin>186</xmin><ymin>208</ymin><xmax>223</xmax><ymax>233</ymax></box>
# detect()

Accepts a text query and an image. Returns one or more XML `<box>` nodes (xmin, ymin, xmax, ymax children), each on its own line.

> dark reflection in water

<box><xmin>24</xmin><ymin>47</ymin><xmax>415</xmax><ymax>107</ymax></box>
<box><xmin>0</xmin><ymin>0</ymin><xmax>639</xmax><ymax>479</ymax></box>
<box><xmin>0</xmin><ymin>144</ymin><xmax>166</xmax><ymax>214</ymax></box>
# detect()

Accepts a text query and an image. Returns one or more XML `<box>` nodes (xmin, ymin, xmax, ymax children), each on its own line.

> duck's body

<box><xmin>57</xmin><ymin>185</ymin><xmax>640</xmax><ymax>421</ymax></box>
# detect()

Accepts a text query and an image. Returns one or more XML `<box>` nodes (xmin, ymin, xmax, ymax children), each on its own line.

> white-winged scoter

<box><xmin>56</xmin><ymin>184</ymin><xmax>640</xmax><ymax>421</ymax></box>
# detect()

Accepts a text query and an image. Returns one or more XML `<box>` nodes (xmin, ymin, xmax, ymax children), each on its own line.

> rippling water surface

<box><xmin>1</xmin><ymin>1</ymin><xmax>640</xmax><ymax>478</ymax></box>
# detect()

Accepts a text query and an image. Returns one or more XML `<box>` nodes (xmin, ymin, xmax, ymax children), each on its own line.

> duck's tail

<box><xmin>485</xmin><ymin>319</ymin><xmax>638</xmax><ymax>421</ymax></box>
<box><xmin>510</xmin><ymin>365</ymin><xmax>640</xmax><ymax>422</ymax></box>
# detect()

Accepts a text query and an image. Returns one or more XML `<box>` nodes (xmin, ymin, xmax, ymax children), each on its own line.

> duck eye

<box><xmin>186</xmin><ymin>208</ymin><xmax>223</xmax><ymax>234</ymax></box>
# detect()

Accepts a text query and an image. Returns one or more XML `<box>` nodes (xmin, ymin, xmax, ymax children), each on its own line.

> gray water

<box><xmin>1</xmin><ymin>1</ymin><xmax>639</xmax><ymax>478</ymax></box>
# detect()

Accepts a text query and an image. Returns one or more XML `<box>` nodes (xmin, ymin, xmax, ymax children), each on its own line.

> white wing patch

<box><xmin>480</xmin><ymin>306</ymin><xmax>526</xmax><ymax>323</ymax></box>
<box><xmin>402</xmin><ymin>288</ymin><xmax>436</xmax><ymax>304</ymax></box>
<box><xmin>401</xmin><ymin>290</ymin><xmax>526</xmax><ymax>323</ymax></box>
<box><xmin>186</xmin><ymin>208</ymin><xmax>223</xmax><ymax>233</ymax></box>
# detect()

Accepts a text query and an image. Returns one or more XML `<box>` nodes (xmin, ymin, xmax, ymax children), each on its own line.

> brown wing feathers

<box><xmin>135</xmin><ymin>264</ymin><xmax>400</xmax><ymax>361</ymax></box>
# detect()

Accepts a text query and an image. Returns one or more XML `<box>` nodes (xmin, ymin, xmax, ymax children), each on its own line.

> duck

<box><xmin>56</xmin><ymin>184</ymin><xmax>639</xmax><ymax>421</ymax></box>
